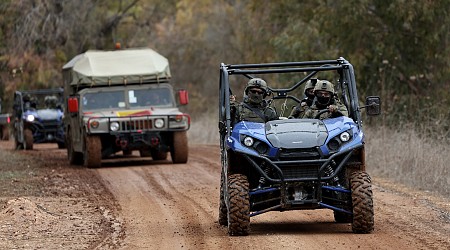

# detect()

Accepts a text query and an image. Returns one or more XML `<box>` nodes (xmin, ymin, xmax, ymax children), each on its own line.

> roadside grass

<box><xmin>365</xmin><ymin>126</ymin><xmax>449</xmax><ymax>197</ymax></box>
<box><xmin>188</xmin><ymin>113</ymin><xmax>449</xmax><ymax>197</ymax></box>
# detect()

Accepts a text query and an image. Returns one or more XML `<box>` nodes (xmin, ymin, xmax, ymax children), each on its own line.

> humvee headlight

<box><xmin>110</xmin><ymin>122</ymin><xmax>120</xmax><ymax>131</ymax></box>
<box><xmin>243</xmin><ymin>136</ymin><xmax>254</xmax><ymax>147</ymax></box>
<box><xmin>26</xmin><ymin>114</ymin><xmax>35</xmax><ymax>122</ymax></box>
<box><xmin>340</xmin><ymin>132</ymin><xmax>350</xmax><ymax>142</ymax></box>
<box><xmin>154</xmin><ymin>118</ymin><xmax>164</xmax><ymax>129</ymax></box>
<box><xmin>90</xmin><ymin>120</ymin><xmax>100</xmax><ymax>129</ymax></box>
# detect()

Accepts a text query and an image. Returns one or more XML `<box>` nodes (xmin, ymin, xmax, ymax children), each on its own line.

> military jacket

<box><xmin>231</xmin><ymin>101</ymin><xmax>278</xmax><ymax>123</ymax></box>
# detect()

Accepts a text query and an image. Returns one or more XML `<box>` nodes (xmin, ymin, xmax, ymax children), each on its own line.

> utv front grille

<box><xmin>278</xmin><ymin>147</ymin><xmax>321</xmax><ymax>160</ymax></box>
<box><xmin>278</xmin><ymin>165</ymin><xmax>319</xmax><ymax>179</ymax></box>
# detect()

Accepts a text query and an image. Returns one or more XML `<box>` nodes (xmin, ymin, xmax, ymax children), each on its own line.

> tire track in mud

<box><xmin>141</xmin><ymin>167</ymin><xmax>227</xmax><ymax>249</ymax></box>
<box><xmin>97</xmin><ymin>166</ymin><xmax>188</xmax><ymax>249</ymax></box>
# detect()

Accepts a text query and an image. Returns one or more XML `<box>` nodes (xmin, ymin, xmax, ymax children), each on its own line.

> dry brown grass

<box><xmin>365</xmin><ymin>126</ymin><xmax>450</xmax><ymax>197</ymax></box>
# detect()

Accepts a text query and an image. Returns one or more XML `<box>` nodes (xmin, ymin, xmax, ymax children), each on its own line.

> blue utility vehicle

<box><xmin>218</xmin><ymin>58</ymin><xmax>381</xmax><ymax>235</ymax></box>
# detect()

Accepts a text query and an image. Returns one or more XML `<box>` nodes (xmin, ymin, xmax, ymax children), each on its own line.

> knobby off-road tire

<box><xmin>67</xmin><ymin>130</ymin><xmax>83</xmax><ymax>165</ymax></box>
<box><xmin>218</xmin><ymin>168</ymin><xmax>227</xmax><ymax>226</ymax></box>
<box><xmin>350</xmin><ymin>171</ymin><xmax>374</xmax><ymax>233</ymax></box>
<box><xmin>24</xmin><ymin>129</ymin><xmax>33</xmax><ymax>150</ymax></box>
<box><xmin>227</xmin><ymin>174</ymin><xmax>250</xmax><ymax>236</ymax></box>
<box><xmin>171</xmin><ymin>131</ymin><xmax>188</xmax><ymax>164</ymax></box>
<box><xmin>84</xmin><ymin>135</ymin><xmax>102</xmax><ymax>168</ymax></box>
<box><xmin>151</xmin><ymin>149</ymin><xmax>168</xmax><ymax>160</ymax></box>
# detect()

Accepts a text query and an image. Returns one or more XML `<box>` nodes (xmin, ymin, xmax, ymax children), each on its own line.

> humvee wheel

<box><xmin>24</xmin><ymin>129</ymin><xmax>33</xmax><ymax>150</ymax></box>
<box><xmin>151</xmin><ymin>149</ymin><xmax>168</xmax><ymax>160</ymax></box>
<box><xmin>170</xmin><ymin>131</ymin><xmax>188</xmax><ymax>164</ymax></box>
<box><xmin>218</xmin><ymin>168</ymin><xmax>227</xmax><ymax>226</ymax></box>
<box><xmin>1</xmin><ymin>126</ymin><xmax>9</xmax><ymax>140</ymax></box>
<box><xmin>67</xmin><ymin>130</ymin><xmax>83</xmax><ymax>165</ymax></box>
<box><xmin>227</xmin><ymin>174</ymin><xmax>250</xmax><ymax>236</ymax></box>
<box><xmin>350</xmin><ymin>171</ymin><xmax>374</xmax><ymax>233</ymax></box>
<box><xmin>84</xmin><ymin>135</ymin><xmax>102</xmax><ymax>168</ymax></box>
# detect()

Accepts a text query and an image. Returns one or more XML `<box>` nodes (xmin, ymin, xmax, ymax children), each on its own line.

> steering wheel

<box><xmin>314</xmin><ymin>109</ymin><xmax>344</xmax><ymax>119</ymax></box>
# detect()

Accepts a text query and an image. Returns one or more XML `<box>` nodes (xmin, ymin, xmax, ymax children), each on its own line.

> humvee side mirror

<box><xmin>68</xmin><ymin>97</ymin><xmax>79</xmax><ymax>113</ymax></box>
<box><xmin>365</xmin><ymin>96</ymin><xmax>381</xmax><ymax>116</ymax></box>
<box><xmin>177</xmin><ymin>89</ymin><xmax>189</xmax><ymax>105</ymax></box>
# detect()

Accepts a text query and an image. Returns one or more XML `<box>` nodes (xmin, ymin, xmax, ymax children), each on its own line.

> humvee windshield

<box><xmin>82</xmin><ymin>88</ymin><xmax>173</xmax><ymax>111</ymax></box>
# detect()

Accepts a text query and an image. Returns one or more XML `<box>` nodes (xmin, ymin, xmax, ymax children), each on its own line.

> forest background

<box><xmin>0</xmin><ymin>0</ymin><xmax>449</xmax><ymax>196</ymax></box>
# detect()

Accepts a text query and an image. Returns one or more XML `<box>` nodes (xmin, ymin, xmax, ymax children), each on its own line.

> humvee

<box><xmin>63</xmin><ymin>48</ymin><xmax>190</xmax><ymax>167</ymax></box>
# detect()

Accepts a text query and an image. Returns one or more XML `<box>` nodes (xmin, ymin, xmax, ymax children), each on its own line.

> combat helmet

<box><xmin>44</xmin><ymin>96</ymin><xmax>58</xmax><ymax>108</ymax></box>
<box><xmin>313</xmin><ymin>80</ymin><xmax>335</xmax><ymax>94</ymax></box>
<box><xmin>304</xmin><ymin>79</ymin><xmax>317</xmax><ymax>93</ymax></box>
<box><xmin>245</xmin><ymin>78</ymin><xmax>268</xmax><ymax>96</ymax></box>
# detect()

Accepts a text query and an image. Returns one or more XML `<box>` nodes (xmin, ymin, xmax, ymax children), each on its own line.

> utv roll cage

<box><xmin>219</xmin><ymin>57</ymin><xmax>363</xmax><ymax>137</ymax></box>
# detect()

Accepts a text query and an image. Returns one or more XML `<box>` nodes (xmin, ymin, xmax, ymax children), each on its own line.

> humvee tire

<box><xmin>227</xmin><ymin>174</ymin><xmax>250</xmax><ymax>236</ymax></box>
<box><xmin>67</xmin><ymin>130</ymin><xmax>83</xmax><ymax>165</ymax></box>
<box><xmin>350</xmin><ymin>171</ymin><xmax>374</xmax><ymax>233</ymax></box>
<box><xmin>151</xmin><ymin>149</ymin><xmax>168</xmax><ymax>160</ymax></box>
<box><xmin>170</xmin><ymin>131</ymin><xmax>188</xmax><ymax>163</ymax></box>
<box><xmin>84</xmin><ymin>135</ymin><xmax>102</xmax><ymax>168</ymax></box>
<box><xmin>24</xmin><ymin>129</ymin><xmax>33</xmax><ymax>150</ymax></box>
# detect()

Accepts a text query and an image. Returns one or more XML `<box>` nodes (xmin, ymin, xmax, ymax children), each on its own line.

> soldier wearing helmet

<box><xmin>289</xmin><ymin>79</ymin><xmax>317</xmax><ymax>118</ymax></box>
<box><xmin>231</xmin><ymin>78</ymin><xmax>278</xmax><ymax>124</ymax></box>
<box><xmin>44</xmin><ymin>96</ymin><xmax>59</xmax><ymax>109</ymax></box>
<box><xmin>302</xmin><ymin>80</ymin><xmax>348</xmax><ymax>119</ymax></box>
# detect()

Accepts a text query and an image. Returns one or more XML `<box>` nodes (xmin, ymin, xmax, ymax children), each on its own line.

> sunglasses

<box><xmin>249</xmin><ymin>89</ymin><xmax>264</xmax><ymax>94</ymax></box>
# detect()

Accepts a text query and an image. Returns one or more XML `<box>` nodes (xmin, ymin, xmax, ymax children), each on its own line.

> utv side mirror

<box><xmin>365</xmin><ymin>96</ymin><xmax>381</xmax><ymax>116</ymax></box>
<box><xmin>68</xmin><ymin>97</ymin><xmax>79</xmax><ymax>113</ymax></box>
<box><xmin>177</xmin><ymin>89</ymin><xmax>189</xmax><ymax>105</ymax></box>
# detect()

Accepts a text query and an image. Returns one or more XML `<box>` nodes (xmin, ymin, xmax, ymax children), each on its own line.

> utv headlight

<box><xmin>26</xmin><ymin>115</ymin><xmax>35</xmax><ymax>122</ymax></box>
<box><xmin>110</xmin><ymin>122</ymin><xmax>120</xmax><ymax>131</ymax></box>
<box><xmin>154</xmin><ymin>118</ymin><xmax>164</xmax><ymax>129</ymax></box>
<box><xmin>340</xmin><ymin>131</ymin><xmax>350</xmax><ymax>142</ymax></box>
<box><xmin>243</xmin><ymin>136</ymin><xmax>254</xmax><ymax>147</ymax></box>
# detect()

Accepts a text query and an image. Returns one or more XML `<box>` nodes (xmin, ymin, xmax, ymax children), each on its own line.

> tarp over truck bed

<box><xmin>63</xmin><ymin>48</ymin><xmax>171</xmax><ymax>86</ymax></box>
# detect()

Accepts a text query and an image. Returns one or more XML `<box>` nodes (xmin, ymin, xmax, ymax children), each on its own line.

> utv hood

<box><xmin>265</xmin><ymin>119</ymin><xmax>328</xmax><ymax>148</ymax></box>
<box><xmin>35</xmin><ymin>109</ymin><xmax>62</xmax><ymax>121</ymax></box>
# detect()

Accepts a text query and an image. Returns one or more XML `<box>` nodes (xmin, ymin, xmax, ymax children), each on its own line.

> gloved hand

<box><xmin>230</xmin><ymin>95</ymin><xmax>236</xmax><ymax>102</ymax></box>
<box><xmin>328</xmin><ymin>105</ymin><xmax>338</xmax><ymax>113</ymax></box>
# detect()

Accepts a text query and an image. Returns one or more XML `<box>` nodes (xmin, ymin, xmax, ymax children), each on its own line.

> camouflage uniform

<box><xmin>302</xmin><ymin>80</ymin><xmax>348</xmax><ymax>119</ymax></box>
<box><xmin>289</xmin><ymin>79</ymin><xmax>317</xmax><ymax>118</ymax></box>
<box><xmin>231</xmin><ymin>78</ymin><xmax>278</xmax><ymax>124</ymax></box>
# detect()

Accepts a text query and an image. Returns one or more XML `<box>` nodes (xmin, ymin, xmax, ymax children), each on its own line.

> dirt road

<box><xmin>1</xmin><ymin>141</ymin><xmax>449</xmax><ymax>249</ymax></box>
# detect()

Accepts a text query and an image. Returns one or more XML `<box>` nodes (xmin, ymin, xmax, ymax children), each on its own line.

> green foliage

<box><xmin>0</xmin><ymin>0</ymin><xmax>447</xmax><ymax>129</ymax></box>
